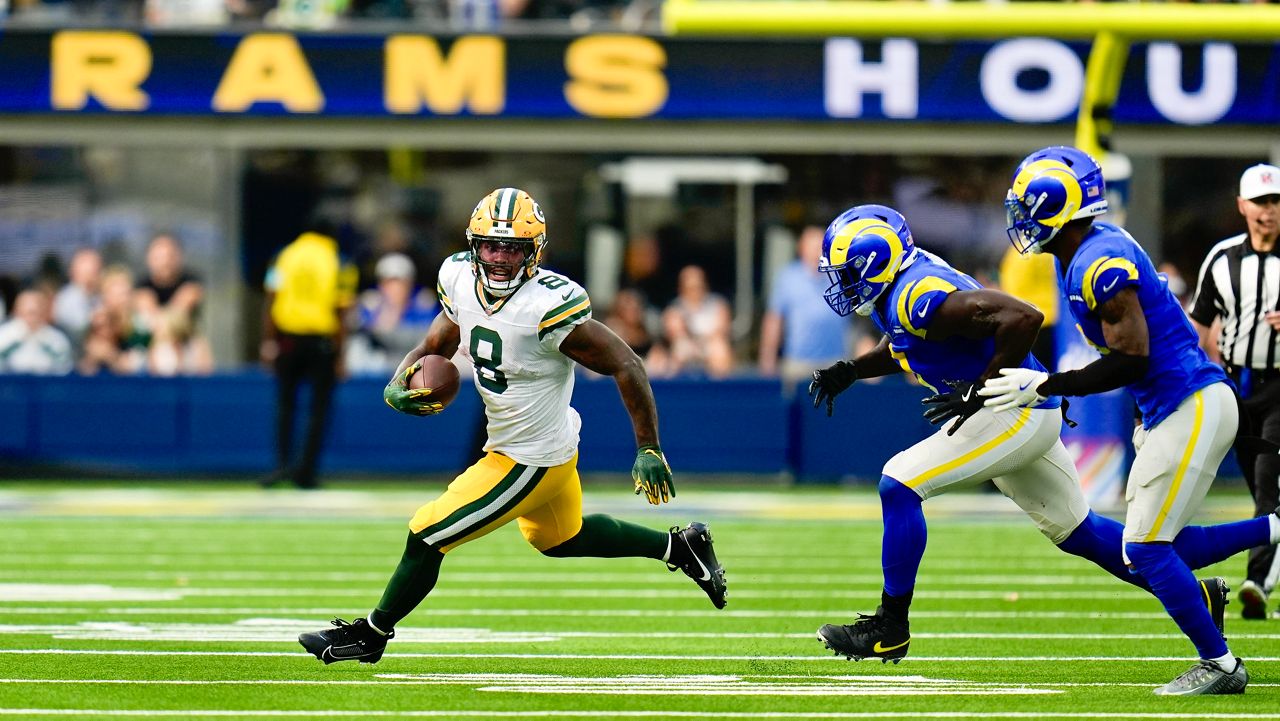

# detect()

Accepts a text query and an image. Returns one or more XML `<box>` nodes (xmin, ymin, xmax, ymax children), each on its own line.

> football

<box><xmin>408</xmin><ymin>355</ymin><xmax>461</xmax><ymax>409</ymax></box>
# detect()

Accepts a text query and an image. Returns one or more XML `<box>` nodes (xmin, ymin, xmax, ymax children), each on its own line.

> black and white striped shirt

<box><xmin>1190</xmin><ymin>233</ymin><xmax>1280</xmax><ymax>372</ymax></box>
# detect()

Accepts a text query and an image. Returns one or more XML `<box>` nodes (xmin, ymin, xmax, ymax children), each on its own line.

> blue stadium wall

<box><xmin>0</xmin><ymin>373</ymin><xmax>949</xmax><ymax>481</ymax></box>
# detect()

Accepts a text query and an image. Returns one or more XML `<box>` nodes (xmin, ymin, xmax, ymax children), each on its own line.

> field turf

<box><xmin>0</xmin><ymin>481</ymin><xmax>1276</xmax><ymax>719</ymax></box>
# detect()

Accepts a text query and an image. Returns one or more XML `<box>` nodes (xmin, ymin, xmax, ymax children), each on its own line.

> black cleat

<box><xmin>1238</xmin><ymin>580</ymin><xmax>1268</xmax><ymax>620</ymax></box>
<box><xmin>668</xmin><ymin>522</ymin><xmax>727</xmax><ymax>609</ymax></box>
<box><xmin>298</xmin><ymin>617</ymin><xmax>393</xmax><ymax>665</ymax></box>
<box><xmin>817</xmin><ymin>606</ymin><xmax>911</xmax><ymax>664</ymax></box>
<box><xmin>1199</xmin><ymin>577</ymin><xmax>1229</xmax><ymax>638</ymax></box>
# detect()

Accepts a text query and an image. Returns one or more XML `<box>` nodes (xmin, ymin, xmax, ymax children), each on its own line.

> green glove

<box><xmin>383</xmin><ymin>361</ymin><xmax>444</xmax><ymax>416</ymax></box>
<box><xmin>632</xmin><ymin>444</ymin><xmax>675</xmax><ymax>505</ymax></box>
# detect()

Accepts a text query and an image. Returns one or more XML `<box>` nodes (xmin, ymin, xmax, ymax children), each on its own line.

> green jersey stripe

<box><xmin>537</xmin><ymin>307</ymin><xmax>591</xmax><ymax>340</ymax></box>
<box><xmin>540</xmin><ymin>295</ymin><xmax>589</xmax><ymax>324</ymax></box>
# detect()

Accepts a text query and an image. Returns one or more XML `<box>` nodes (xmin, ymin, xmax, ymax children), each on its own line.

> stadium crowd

<box><xmin>0</xmin><ymin>0</ymin><xmax>650</xmax><ymax>29</ymax></box>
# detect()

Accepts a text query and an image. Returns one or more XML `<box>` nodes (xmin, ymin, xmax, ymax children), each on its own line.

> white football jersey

<box><xmin>436</xmin><ymin>252</ymin><xmax>592</xmax><ymax>467</ymax></box>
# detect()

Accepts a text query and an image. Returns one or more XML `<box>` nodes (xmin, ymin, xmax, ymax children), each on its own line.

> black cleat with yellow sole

<box><xmin>817</xmin><ymin>606</ymin><xmax>910</xmax><ymax>664</ymax></box>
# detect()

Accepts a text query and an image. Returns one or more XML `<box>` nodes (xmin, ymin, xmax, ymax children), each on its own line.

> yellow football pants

<box><xmin>408</xmin><ymin>451</ymin><xmax>583</xmax><ymax>554</ymax></box>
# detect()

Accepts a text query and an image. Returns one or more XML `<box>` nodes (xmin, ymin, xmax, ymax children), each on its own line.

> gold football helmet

<box><xmin>466</xmin><ymin>187</ymin><xmax>547</xmax><ymax>296</ymax></box>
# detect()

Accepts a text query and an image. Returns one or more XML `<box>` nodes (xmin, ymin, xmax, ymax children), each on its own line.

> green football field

<box><xmin>0</xmin><ymin>481</ymin><xmax>1277</xmax><ymax>719</ymax></box>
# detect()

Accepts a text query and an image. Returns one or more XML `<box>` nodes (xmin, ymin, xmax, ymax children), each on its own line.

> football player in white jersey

<box><xmin>300</xmin><ymin>188</ymin><xmax>727</xmax><ymax>665</ymax></box>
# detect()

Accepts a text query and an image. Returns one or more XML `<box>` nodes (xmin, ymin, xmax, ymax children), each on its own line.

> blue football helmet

<box><xmin>1005</xmin><ymin>146</ymin><xmax>1109</xmax><ymax>254</ymax></box>
<box><xmin>819</xmin><ymin>204</ymin><xmax>915</xmax><ymax>317</ymax></box>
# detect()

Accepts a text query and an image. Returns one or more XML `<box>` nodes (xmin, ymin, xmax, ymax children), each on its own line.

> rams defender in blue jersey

<box><xmin>808</xmin><ymin>204</ymin><xmax>1272</xmax><ymax>687</ymax></box>
<box><xmin>983</xmin><ymin>146</ymin><xmax>1280</xmax><ymax>695</ymax></box>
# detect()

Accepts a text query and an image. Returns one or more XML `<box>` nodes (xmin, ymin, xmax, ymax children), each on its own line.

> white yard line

<box><xmin>165</xmin><ymin>588</ymin><xmax>1164</xmax><ymax>600</ymax></box>
<box><xmin>0</xmin><ymin>571</ymin><xmax>1132</xmax><ymax>586</ymax></box>
<box><xmin>0</xmin><ymin>677</ymin><xmax>1273</xmax><ymax>689</ymax></box>
<box><xmin>0</xmin><ymin>710</ymin><xmax>1277</xmax><ymax>718</ymax></box>
<box><xmin>0</xmin><ymin>607</ymin><xmax>1202</xmax><ymax>620</ymax></box>
<box><xmin>2</xmin><ymin>649</ymin><xmax>1279</xmax><ymax>662</ymax></box>
<box><xmin>3</xmin><ymin>620</ymin><xmax>1280</xmax><ymax>642</ymax></box>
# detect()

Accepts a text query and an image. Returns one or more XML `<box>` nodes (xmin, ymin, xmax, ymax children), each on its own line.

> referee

<box><xmin>1190</xmin><ymin>163</ymin><xmax>1280</xmax><ymax>620</ymax></box>
<box><xmin>259</xmin><ymin>220</ymin><xmax>358</xmax><ymax>490</ymax></box>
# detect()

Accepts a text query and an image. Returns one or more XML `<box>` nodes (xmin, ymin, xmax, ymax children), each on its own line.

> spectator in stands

<box><xmin>662</xmin><ymin>264</ymin><xmax>733</xmax><ymax>378</ymax></box>
<box><xmin>345</xmin><ymin>252</ymin><xmax>438</xmax><ymax>376</ymax></box>
<box><xmin>0</xmin><ymin>289</ymin><xmax>73</xmax><ymax>375</ymax></box>
<box><xmin>260</xmin><ymin>220</ymin><xmax>358</xmax><ymax>490</ymax></box>
<box><xmin>622</xmin><ymin>233</ymin><xmax>676</xmax><ymax>309</ymax></box>
<box><xmin>148</xmin><ymin>308</ymin><xmax>214</xmax><ymax>376</ymax></box>
<box><xmin>135</xmin><ymin>232</ymin><xmax>204</xmax><ymax>334</ymax></box>
<box><xmin>145</xmin><ymin>0</ymin><xmax>228</xmax><ymax>25</ymax></box>
<box><xmin>53</xmin><ymin>247</ymin><xmax>103</xmax><ymax>347</ymax></box>
<box><xmin>79</xmin><ymin>265</ymin><xmax>149</xmax><ymax>376</ymax></box>
<box><xmin>758</xmin><ymin>225</ymin><xmax>854</xmax><ymax>393</ymax></box>
<box><xmin>603</xmin><ymin>287</ymin><xmax>671</xmax><ymax>377</ymax></box>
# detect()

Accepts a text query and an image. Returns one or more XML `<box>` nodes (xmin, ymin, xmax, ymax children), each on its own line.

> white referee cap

<box><xmin>1240</xmin><ymin>164</ymin><xmax>1280</xmax><ymax>201</ymax></box>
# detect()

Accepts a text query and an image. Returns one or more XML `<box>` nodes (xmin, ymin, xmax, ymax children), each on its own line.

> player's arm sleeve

<box><xmin>1082</xmin><ymin>254</ymin><xmax>1140</xmax><ymax>311</ymax></box>
<box><xmin>898</xmin><ymin>276</ymin><xmax>957</xmax><ymax>339</ymax></box>
<box><xmin>539</xmin><ymin>287</ymin><xmax>593</xmax><ymax>350</ymax></box>
<box><xmin>1188</xmin><ymin>254</ymin><xmax>1220</xmax><ymax>327</ymax></box>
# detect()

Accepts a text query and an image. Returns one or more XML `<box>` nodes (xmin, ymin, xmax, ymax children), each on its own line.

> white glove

<box><xmin>977</xmin><ymin>367</ymin><xmax>1049</xmax><ymax>413</ymax></box>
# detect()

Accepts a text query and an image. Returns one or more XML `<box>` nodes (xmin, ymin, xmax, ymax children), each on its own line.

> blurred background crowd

<box><xmin>0</xmin><ymin>147</ymin><xmax>1242</xmax><ymax>385</ymax></box>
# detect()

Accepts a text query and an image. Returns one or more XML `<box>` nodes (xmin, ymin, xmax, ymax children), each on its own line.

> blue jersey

<box><xmin>1062</xmin><ymin>222</ymin><xmax>1227</xmax><ymax>428</ymax></box>
<box><xmin>871</xmin><ymin>249</ymin><xmax>1059</xmax><ymax>408</ymax></box>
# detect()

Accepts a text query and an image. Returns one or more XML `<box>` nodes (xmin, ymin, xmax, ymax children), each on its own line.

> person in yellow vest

<box><xmin>998</xmin><ymin>245</ymin><xmax>1060</xmax><ymax>371</ymax></box>
<box><xmin>259</xmin><ymin>221</ymin><xmax>358</xmax><ymax>489</ymax></box>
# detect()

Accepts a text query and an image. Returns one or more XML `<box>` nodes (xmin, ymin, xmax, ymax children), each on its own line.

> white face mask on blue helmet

<box><xmin>1005</xmin><ymin>146</ymin><xmax>1109</xmax><ymax>254</ymax></box>
<box><xmin>818</xmin><ymin>204</ymin><xmax>915</xmax><ymax>317</ymax></box>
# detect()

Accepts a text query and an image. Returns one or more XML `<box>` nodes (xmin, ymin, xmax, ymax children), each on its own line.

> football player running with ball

<box><xmin>299</xmin><ymin>188</ymin><xmax>726</xmax><ymax>665</ymax></box>
<box><xmin>979</xmin><ymin>146</ymin><xmax>1280</xmax><ymax>695</ymax></box>
<box><xmin>808</xmin><ymin>204</ymin><xmax>1274</xmax><ymax>694</ymax></box>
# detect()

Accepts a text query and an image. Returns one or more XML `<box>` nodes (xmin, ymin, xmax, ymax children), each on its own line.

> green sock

<box><xmin>542</xmin><ymin>513</ymin><xmax>669</xmax><ymax>559</ymax></box>
<box><xmin>369</xmin><ymin>533</ymin><xmax>444</xmax><ymax>631</ymax></box>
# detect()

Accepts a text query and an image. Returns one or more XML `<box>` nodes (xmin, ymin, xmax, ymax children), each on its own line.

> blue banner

<box><xmin>0</xmin><ymin>30</ymin><xmax>1275</xmax><ymax>124</ymax></box>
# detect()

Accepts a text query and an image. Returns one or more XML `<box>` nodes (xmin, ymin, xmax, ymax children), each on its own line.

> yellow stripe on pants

<box><xmin>1144</xmin><ymin>390</ymin><xmax>1204</xmax><ymax>542</ymax></box>
<box><xmin>904</xmin><ymin>408</ymin><xmax>1033</xmax><ymax>489</ymax></box>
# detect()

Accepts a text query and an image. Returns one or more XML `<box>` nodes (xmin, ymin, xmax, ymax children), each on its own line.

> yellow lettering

<box><xmin>384</xmin><ymin>36</ymin><xmax>504</xmax><ymax>115</ymax></box>
<box><xmin>212</xmin><ymin>34</ymin><xmax>323</xmax><ymax>113</ymax></box>
<box><xmin>51</xmin><ymin>31</ymin><xmax>151</xmax><ymax>111</ymax></box>
<box><xmin>564</xmin><ymin>35</ymin><xmax>667</xmax><ymax>119</ymax></box>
